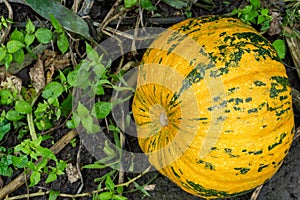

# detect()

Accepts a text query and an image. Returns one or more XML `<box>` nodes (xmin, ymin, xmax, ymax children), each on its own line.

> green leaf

<box><xmin>82</xmin><ymin>163</ymin><xmax>108</xmax><ymax>169</ymax></box>
<box><xmin>245</xmin><ymin>10</ymin><xmax>259</xmax><ymax>22</ymax></box>
<box><xmin>66</xmin><ymin>119</ymin><xmax>76</xmax><ymax>129</ymax></box>
<box><xmin>57</xmin><ymin>33</ymin><xmax>69</xmax><ymax>54</ymax></box>
<box><xmin>13</xmin><ymin>49</ymin><xmax>25</xmax><ymax>65</ymax></box>
<box><xmin>25</xmin><ymin>33</ymin><xmax>36</xmax><ymax>46</ymax></box>
<box><xmin>257</xmin><ymin>15</ymin><xmax>265</xmax><ymax>24</ymax></box>
<box><xmin>0</xmin><ymin>46</ymin><xmax>7</xmax><ymax>61</ymax></box>
<box><xmin>124</xmin><ymin>0</ymin><xmax>137</xmax><ymax>8</ymax></box>
<box><xmin>0</xmin><ymin>89</ymin><xmax>14</xmax><ymax>105</ymax></box>
<box><xmin>36</xmin><ymin>146</ymin><xmax>56</xmax><ymax>161</ymax></box>
<box><xmin>77</xmin><ymin>102</ymin><xmax>90</xmax><ymax>118</ymax></box>
<box><xmin>260</xmin><ymin>8</ymin><xmax>269</xmax><ymax>16</ymax></box>
<box><xmin>46</xmin><ymin>172</ymin><xmax>57</xmax><ymax>183</ymax></box>
<box><xmin>24</xmin><ymin>0</ymin><xmax>94</xmax><ymax>42</ymax></box>
<box><xmin>105</xmin><ymin>175</ymin><xmax>115</xmax><ymax>191</ymax></box>
<box><xmin>4</xmin><ymin>53</ymin><xmax>13</xmax><ymax>70</ymax></box>
<box><xmin>140</xmin><ymin>0</ymin><xmax>157</xmax><ymax>10</ymax></box>
<box><xmin>93</xmin><ymin>102</ymin><xmax>112</xmax><ymax>119</ymax></box>
<box><xmin>6</xmin><ymin>110</ymin><xmax>24</xmax><ymax>121</ymax></box>
<box><xmin>0</xmin><ymin>120</ymin><xmax>10</xmax><ymax>141</ymax></box>
<box><xmin>241</xmin><ymin>5</ymin><xmax>253</xmax><ymax>15</ymax></box>
<box><xmin>42</xmin><ymin>81</ymin><xmax>64</xmax><ymax>99</ymax></box>
<box><xmin>115</xmin><ymin>186</ymin><xmax>124</xmax><ymax>194</ymax></box>
<box><xmin>30</xmin><ymin>171</ymin><xmax>41</xmax><ymax>186</ymax></box>
<box><xmin>162</xmin><ymin>0</ymin><xmax>188</xmax><ymax>9</ymax></box>
<box><xmin>49</xmin><ymin>190</ymin><xmax>60</xmax><ymax>200</ymax></box>
<box><xmin>272</xmin><ymin>39</ymin><xmax>286</xmax><ymax>59</ymax></box>
<box><xmin>250</xmin><ymin>0</ymin><xmax>260</xmax><ymax>8</ymax></box>
<box><xmin>10</xmin><ymin>29</ymin><xmax>24</xmax><ymax>42</ymax></box>
<box><xmin>0</xmin><ymin>160</ymin><xmax>13</xmax><ymax>177</ymax></box>
<box><xmin>112</xmin><ymin>194</ymin><xmax>128</xmax><ymax>200</ymax></box>
<box><xmin>81</xmin><ymin>115</ymin><xmax>100</xmax><ymax>133</ymax></box>
<box><xmin>50</xmin><ymin>14</ymin><xmax>63</xmax><ymax>32</ymax></box>
<box><xmin>11</xmin><ymin>155</ymin><xmax>28</xmax><ymax>168</ymax></box>
<box><xmin>35</xmin><ymin>28</ymin><xmax>53</xmax><ymax>44</ymax></box>
<box><xmin>15</xmin><ymin>100</ymin><xmax>32</xmax><ymax>114</ymax></box>
<box><xmin>36</xmin><ymin>119</ymin><xmax>53</xmax><ymax>131</ymax></box>
<box><xmin>86</xmin><ymin>42</ymin><xmax>98</xmax><ymax>62</ymax></box>
<box><xmin>7</xmin><ymin>40</ymin><xmax>25</xmax><ymax>53</ymax></box>
<box><xmin>99</xmin><ymin>192</ymin><xmax>113</xmax><ymax>200</ymax></box>
<box><xmin>61</xmin><ymin>95</ymin><xmax>72</xmax><ymax>117</ymax></box>
<box><xmin>25</xmin><ymin>19</ymin><xmax>35</xmax><ymax>33</ymax></box>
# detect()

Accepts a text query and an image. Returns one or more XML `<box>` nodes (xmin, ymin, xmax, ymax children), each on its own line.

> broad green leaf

<box><xmin>77</xmin><ymin>102</ymin><xmax>90</xmax><ymax>118</ymax></box>
<box><xmin>4</xmin><ymin>53</ymin><xmax>13</xmax><ymax>70</ymax></box>
<box><xmin>112</xmin><ymin>194</ymin><xmax>128</xmax><ymax>200</ymax></box>
<box><xmin>93</xmin><ymin>102</ymin><xmax>112</xmax><ymax>119</ymax></box>
<box><xmin>7</xmin><ymin>40</ymin><xmax>25</xmax><ymax>53</ymax></box>
<box><xmin>245</xmin><ymin>10</ymin><xmax>259</xmax><ymax>22</ymax></box>
<box><xmin>162</xmin><ymin>0</ymin><xmax>188</xmax><ymax>9</ymax></box>
<box><xmin>36</xmin><ymin>119</ymin><xmax>53</xmax><ymax>131</ymax></box>
<box><xmin>57</xmin><ymin>33</ymin><xmax>69</xmax><ymax>54</ymax></box>
<box><xmin>0</xmin><ymin>161</ymin><xmax>13</xmax><ymax>177</ymax></box>
<box><xmin>25</xmin><ymin>19</ymin><xmax>35</xmax><ymax>33</ymax></box>
<box><xmin>257</xmin><ymin>15</ymin><xmax>265</xmax><ymax>24</ymax></box>
<box><xmin>0</xmin><ymin>46</ymin><xmax>6</xmax><ymax>61</ymax></box>
<box><xmin>98</xmin><ymin>192</ymin><xmax>113</xmax><ymax>200</ymax></box>
<box><xmin>260</xmin><ymin>8</ymin><xmax>269</xmax><ymax>16</ymax></box>
<box><xmin>10</xmin><ymin>29</ymin><xmax>24</xmax><ymax>42</ymax></box>
<box><xmin>13</xmin><ymin>49</ymin><xmax>25</xmax><ymax>65</ymax></box>
<box><xmin>86</xmin><ymin>42</ymin><xmax>98</xmax><ymax>62</ymax></box>
<box><xmin>15</xmin><ymin>100</ymin><xmax>32</xmax><ymax>114</ymax></box>
<box><xmin>124</xmin><ymin>0</ymin><xmax>137</xmax><ymax>8</ymax></box>
<box><xmin>30</xmin><ymin>171</ymin><xmax>41</xmax><ymax>186</ymax></box>
<box><xmin>6</xmin><ymin>110</ymin><xmax>24</xmax><ymax>121</ymax></box>
<box><xmin>0</xmin><ymin>120</ymin><xmax>10</xmax><ymax>141</ymax></box>
<box><xmin>50</xmin><ymin>14</ymin><xmax>63</xmax><ymax>32</ymax></box>
<box><xmin>36</xmin><ymin>146</ymin><xmax>56</xmax><ymax>161</ymax></box>
<box><xmin>61</xmin><ymin>95</ymin><xmax>72</xmax><ymax>117</ymax></box>
<box><xmin>81</xmin><ymin>115</ymin><xmax>100</xmax><ymax>133</ymax></box>
<box><xmin>140</xmin><ymin>0</ymin><xmax>156</xmax><ymax>10</ymax></box>
<box><xmin>105</xmin><ymin>175</ymin><xmax>115</xmax><ymax>190</ymax></box>
<box><xmin>25</xmin><ymin>33</ymin><xmax>35</xmax><ymax>46</ymax></box>
<box><xmin>250</xmin><ymin>0</ymin><xmax>260</xmax><ymax>8</ymax></box>
<box><xmin>0</xmin><ymin>89</ymin><xmax>14</xmax><ymax>105</ymax></box>
<box><xmin>11</xmin><ymin>155</ymin><xmax>28</xmax><ymax>168</ymax></box>
<box><xmin>35</xmin><ymin>28</ymin><xmax>53</xmax><ymax>44</ymax></box>
<box><xmin>49</xmin><ymin>190</ymin><xmax>60</xmax><ymax>200</ymax></box>
<box><xmin>42</xmin><ymin>81</ymin><xmax>64</xmax><ymax>99</ymax></box>
<box><xmin>45</xmin><ymin>172</ymin><xmax>57</xmax><ymax>183</ymax></box>
<box><xmin>272</xmin><ymin>39</ymin><xmax>286</xmax><ymax>59</ymax></box>
<box><xmin>25</xmin><ymin>0</ymin><xmax>94</xmax><ymax>42</ymax></box>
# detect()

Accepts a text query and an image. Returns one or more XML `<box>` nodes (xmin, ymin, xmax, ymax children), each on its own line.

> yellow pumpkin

<box><xmin>132</xmin><ymin>16</ymin><xmax>294</xmax><ymax>199</ymax></box>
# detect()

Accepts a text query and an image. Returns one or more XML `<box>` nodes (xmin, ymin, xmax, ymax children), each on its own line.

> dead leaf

<box><xmin>0</xmin><ymin>71</ymin><xmax>22</xmax><ymax>94</ymax></box>
<box><xmin>29</xmin><ymin>55</ymin><xmax>45</xmax><ymax>93</ymax></box>
<box><xmin>45</xmin><ymin>65</ymin><xmax>55</xmax><ymax>84</ymax></box>
<box><xmin>144</xmin><ymin>184</ymin><xmax>156</xmax><ymax>191</ymax></box>
<box><xmin>42</xmin><ymin>49</ymin><xmax>70</xmax><ymax>83</ymax></box>
<box><xmin>43</xmin><ymin>49</ymin><xmax>71</xmax><ymax>70</ymax></box>
<box><xmin>65</xmin><ymin>163</ymin><xmax>80</xmax><ymax>183</ymax></box>
<box><xmin>268</xmin><ymin>11</ymin><xmax>283</xmax><ymax>36</ymax></box>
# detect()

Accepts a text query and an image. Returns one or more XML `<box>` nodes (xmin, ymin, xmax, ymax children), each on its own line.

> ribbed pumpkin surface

<box><xmin>132</xmin><ymin>16</ymin><xmax>294</xmax><ymax>199</ymax></box>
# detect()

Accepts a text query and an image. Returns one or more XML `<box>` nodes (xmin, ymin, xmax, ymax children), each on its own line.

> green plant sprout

<box><xmin>231</xmin><ymin>0</ymin><xmax>273</xmax><ymax>31</ymax></box>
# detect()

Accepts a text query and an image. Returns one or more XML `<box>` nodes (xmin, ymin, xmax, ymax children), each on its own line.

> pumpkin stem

<box><xmin>159</xmin><ymin>113</ymin><xmax>169</xmax><ymax>127</ymax></box>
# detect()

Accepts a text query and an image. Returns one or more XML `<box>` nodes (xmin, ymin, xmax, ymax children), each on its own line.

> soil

<box><xmin>0</xmin><ymin>0</ymin><xmax>299</xmax><ymax>200</ymax></box>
